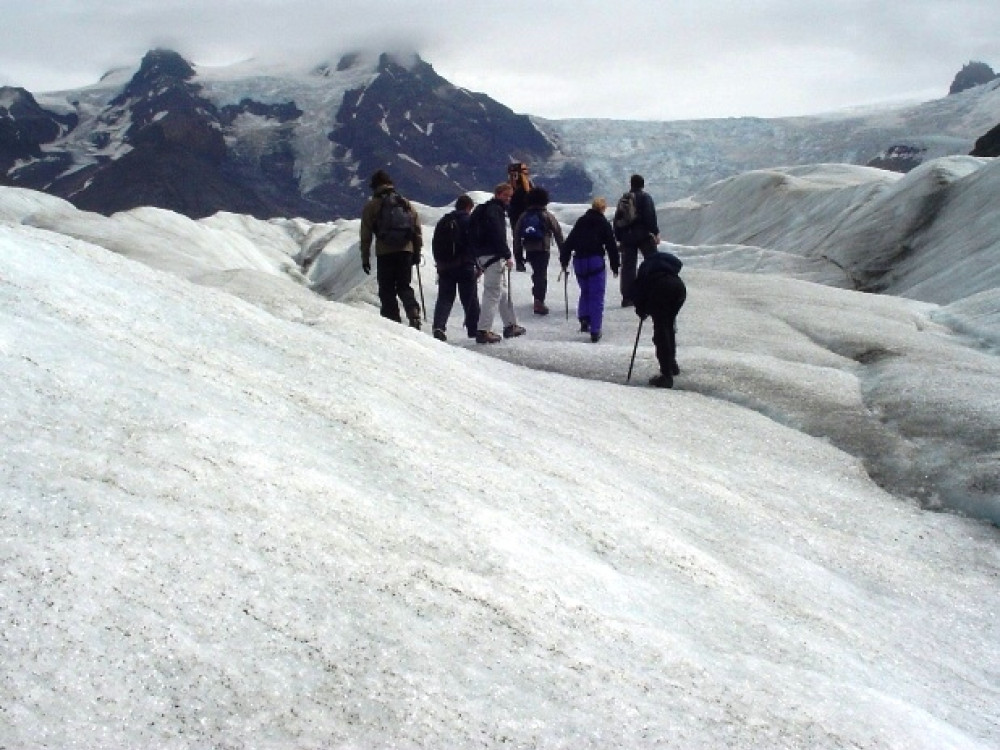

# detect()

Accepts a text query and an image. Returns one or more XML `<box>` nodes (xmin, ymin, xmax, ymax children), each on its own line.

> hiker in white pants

<box><xmin>476</xmin><ymin>257</ymin><xmax>518</xmax><ymax>341</ymax></box>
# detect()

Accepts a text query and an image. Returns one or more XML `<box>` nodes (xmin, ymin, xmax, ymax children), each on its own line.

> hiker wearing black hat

<box><xmin>359</xmin><ymin>169</ymin><xmax>424</xmax><ymax>328</ymax></box>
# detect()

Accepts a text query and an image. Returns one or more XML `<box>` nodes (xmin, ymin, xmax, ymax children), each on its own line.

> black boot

<box><xmin>649</xmin><ymin>373</ymin><xmax>673</xmax><ymax>389</ymax></box>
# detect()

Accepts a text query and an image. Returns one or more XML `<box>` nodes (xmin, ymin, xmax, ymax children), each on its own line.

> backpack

<box><xmin>432</xmin><ymin>212</ymin><xmax>462</xmax><ymax>265</ymax></box>
<box><xmin>518</xmin><ymin>208</ymin><xmax>546</xmax><ymax>249</ymax></box>
<box><xmin>613</xmin><ymin>192</ymin><xmax>638</xmax><ymax>231</ymax></box>
<box><xmin>375</xmin><ymin>190</ymin><xmax>414</xmax><ymax>248</ymax></box>
<box><xmin>468</xmin><ymin>203</ymin><xmax>488</xmax><ymax>251</ymax></box>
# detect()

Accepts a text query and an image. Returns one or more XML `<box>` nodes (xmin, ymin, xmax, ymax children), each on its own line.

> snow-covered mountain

<box><xmin>1</xmin><ymin>49</ymin><xmax>589</xmax><ymax>220</ymax></box>
<box><xmin>2</xmin><ymin>152</ymin><xmax>999</xmax><ymax>746</ymax></box>
<box><xmin>539</xmin><ymin>77</ymin><xmax>1000</xmax><ymax>202</ymax></box>
<box><xmin>3</xmin><ymin>48</ymin><xmax>1000</xmax><ymax>220</ymax></box>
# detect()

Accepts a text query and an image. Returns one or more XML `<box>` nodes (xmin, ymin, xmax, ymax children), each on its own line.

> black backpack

<box><xmin>467</xmin><ymin>203</ymin><xmax>488</xmax><ymax>251</ymax></box>
<box><xmin>375</xmin><ymin>190</ymin><xmax>415</xmax><ymax>248</ymax></box>
<box><xmin>432</xmin><ymin>211</ymin><xmax>462</xmax><ymax>265</ymax></box>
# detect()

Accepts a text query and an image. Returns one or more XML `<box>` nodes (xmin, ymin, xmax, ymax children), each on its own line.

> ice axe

<box><xmin>415</xmin><ymin>255</ymin><xmax>427</xmax><ymax>321</ymax></box>
<box><xmin>627</xmin><ymin>317</ymin><xmax>644</xmax><ymax>383</ymax></box>
<box><xmin>560</xmin><ymin>267</ymin><xmax>569</xmax><ymax>320</ymax></box>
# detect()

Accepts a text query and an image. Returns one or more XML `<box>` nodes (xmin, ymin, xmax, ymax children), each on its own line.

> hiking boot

<box><xmin>433</xmin><ymin>328</ymin><xmax>447</xmax><ymax>341</ymax></box>
<box><xmin>533</xmin><ymin>300</ymin><xmax>549</xmax><ymax>315</ymax></box>
<box><xmin>649</xmin><ymin>373</ymin><xmax>673</xmax><ymax>389</ymax></box>
<box><xmin>590</xmin><ymin>331</ymin><xmax>602</xmax><ymax>343</ymax></box>
<box><xmin>621</xmin><ymin>298</ymin><xmax>634</xmax><ymax>308</ymax></box>
<box><xmin>671</xmin><ymin>361</ymin><xmax>681</xmax><ymax>376</ymax></box>
<box><xmin>579</xmin><ymin>317</ymin><xmax>590</xmax><ymax>333</ymax></box>
<box><xmin>502</xmin><ymin>324</ymin><xmax>526</xmax><ymax>339</ymax></box>
<box><xmin>467</xmin><ymin>329</ymin><xmax>478</xmax><ymax>339</ymax></box>
<box><xmin>408</xmin><ymin>317</ymin><xmax>422</xmax><ymax>331</ymax></box>
<box><xmin>476</xmin><ymin>330</ymin><xmax>502</xmax><ymax>344</ymax></box>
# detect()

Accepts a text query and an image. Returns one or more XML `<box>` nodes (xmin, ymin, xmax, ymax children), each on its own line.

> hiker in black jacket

<box><xmin>633</xmin><ymin>248</ymin><xmax>686</xmax><ymax>388</ymax></box>
<box><xmin>470</xmin><ymin>183</ymin><xmax>525</xmax><ymax>344</ymax></box>
<box><xmin>431</xmin><ymin>195</ymin><xmax>481</xmax><ymax>341</ymax></box>
<box><xmin>561</xmin><ymin>197</ymin><xmax>620</xmax><ymax>342</ymax></box>
<box><xmin>614</xmin><ymin>173</ymin><xmax>660</xmax><ymax>308</ymax></box>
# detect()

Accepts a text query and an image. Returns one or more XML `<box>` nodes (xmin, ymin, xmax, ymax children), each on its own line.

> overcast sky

<box><xmin>2</xmin><ymin>0</ymin><xmax>999</xmax><ymax>121</ymax></box>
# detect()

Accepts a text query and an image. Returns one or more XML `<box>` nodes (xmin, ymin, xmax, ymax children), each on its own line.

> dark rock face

<box><xmin>867</xmin><ymin>144</ymin><xmax>927</xmax><ymax>173</ymax></box>
<box><xmin>949</xmin><ymin>61</ymin><xmax>998</xmax><ymax>95</ymax></box>
<box><xmin>0</xmin><ymin>48</ymin><xmax>592</xmax><ymax>220</ymax></box>
<box><xmin>970</xmin><ymin>122</ymin><xmax>1000</xmax><ymax>156</ymax></box>
<box><xmin>0</xmin><ymin>87</ymin><xmax>77</xmax><ymax>177</ymax></box>
<box><xmin>330</xmin><ymin>54</ymin><xmax>555</xmax><ymax>205</ymax></box>
<box><xmin>304</xmin><ymin>53</ymin><xmax>591</xmax><ymax>215</ymax></box>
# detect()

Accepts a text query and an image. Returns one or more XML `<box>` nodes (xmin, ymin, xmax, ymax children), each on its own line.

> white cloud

<box><xmin>1</xmin><ymin>1</ymin><xmax>999</xmax><ymax>118</ymax></box>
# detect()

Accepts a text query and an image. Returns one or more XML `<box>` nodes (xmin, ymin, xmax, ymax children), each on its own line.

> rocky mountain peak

<box><xmin>136</xmin><ymin>48</ymin><xmax>196</xmax><ymax>82</ymax></box>
<box><xmin>948</xmin><ymin>60</ymin><xmax>998</xmax><ymax>95</ymax></box>
<box><xmin>112</xmin><ymin>48</ymin><xmax>197</xmax><ymax>104</ymax></box>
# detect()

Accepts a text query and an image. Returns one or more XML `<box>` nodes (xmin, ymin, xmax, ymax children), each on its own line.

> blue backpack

<box><xmin>519</xmin><ymin>208</ymin><xmax>546</xmax><ymax>249</ymax></box>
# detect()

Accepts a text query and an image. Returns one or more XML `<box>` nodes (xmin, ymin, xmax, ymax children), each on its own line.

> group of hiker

<box><xmin>357</xmin><ymin>165</ymin><xmax>687</xmax><ymax>388</ymax></box>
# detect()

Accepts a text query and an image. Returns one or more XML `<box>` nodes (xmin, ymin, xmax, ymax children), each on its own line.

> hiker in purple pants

<box><xmin>561</xmin><ymin>197</ymin><xmax>620</xmax><ymax>342</ymax></box>
<box><xmin>574</xmin><ymin>255</ymin><xmax>608</xmax><ymax>338</ymax></box>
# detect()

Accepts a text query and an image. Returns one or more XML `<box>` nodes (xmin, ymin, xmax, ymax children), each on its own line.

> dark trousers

<box><xmin>433</xmin><ymin>264</ymin><xmax>481</xmax><ymax>336</ymax></box>
<box><xmin>526</xmin><ymin>249</ymin><xmax>550</xmax><ymax>303</ymax></box>
<box><xmin>649</xmin><ymin>274</ymin><xmax>687</xmax><ymax>375</ymax></box>
<box><xmin>619</xmin><ymin>243</ymin><xmax>639</xmax><ymax>303</ymax></box>
<box><xmin>376</xmin><ymin>251</ymin><xmax>419</xmax><ymax>322</ymax></box>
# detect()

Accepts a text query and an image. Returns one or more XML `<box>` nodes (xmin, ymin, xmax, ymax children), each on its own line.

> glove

<box><xmin>362</xmin><ymin>260</ymin><xmax>371</xmax><ymax>275</ymax></box>
<box><xmin>411</xmin><ymin>252</ymin><xmax>421</xmax><ymax>266</ymax></box>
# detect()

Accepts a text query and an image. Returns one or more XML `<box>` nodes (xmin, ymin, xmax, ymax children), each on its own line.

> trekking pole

<box><xmin>627</xmin><ymin>317</ymin><xmax>644</xmax><ymax>383</ymax></box>
<box><xmin>416</xmin><ymin>257</ymin><xmax>427</xmax><ymax>321</ymax></box>
<box><xmin>507</xmin><ymin>265</ymin><xmax>513</xmax><ymax>308</ymax></box>
<box><xmin>563</xmin><ymin>269</ymin><xmax>569</xmax><ymax>320</ymax></box>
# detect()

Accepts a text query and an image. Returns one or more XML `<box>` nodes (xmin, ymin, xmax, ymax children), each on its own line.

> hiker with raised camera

<box><xmin>506</xmin><ymin>161</ymin><xmax>534</xmax><ymax>234</ymax></box>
